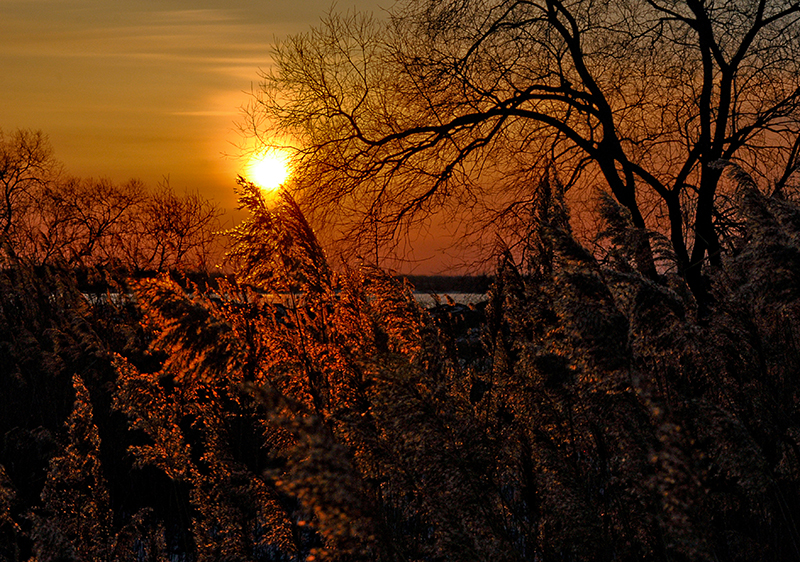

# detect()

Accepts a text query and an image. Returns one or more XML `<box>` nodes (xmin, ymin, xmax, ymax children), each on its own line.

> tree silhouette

<box><xmin>0</xmin><ymin>129</ymin><xmax>225</xmax><ymax>272</ymax></box>
<box><xmin>249</xmin><ymin>0</ymin><xmax>800</xmax><ymax>303</ymax></box>
<box><xmin>28</xmin><ymin>177</ymin><xmax>147</xmax><ymax>267</ymax></box>
<box><xmin>0</xmin><ymin>128</ymin><xmax>60</xmax><ymax>261</ymax></box>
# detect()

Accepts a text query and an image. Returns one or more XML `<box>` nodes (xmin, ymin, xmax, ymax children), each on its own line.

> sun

<box><xmin>247</xmin><ymin>148</ymin><xmax>292</xmax><ymax>190</ymax></box>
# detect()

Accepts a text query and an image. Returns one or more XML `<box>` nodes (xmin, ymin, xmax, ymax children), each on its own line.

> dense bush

<box><xmin>1</xmin><ymin>175</ymin><xmax>799</xmax><ymax>561</ymax></box>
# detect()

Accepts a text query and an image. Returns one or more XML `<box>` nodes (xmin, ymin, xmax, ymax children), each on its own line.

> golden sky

<box><xmin>1</xmin><ymin>0</ymin><xmax>385</xmax><ymax>210</ymax></box>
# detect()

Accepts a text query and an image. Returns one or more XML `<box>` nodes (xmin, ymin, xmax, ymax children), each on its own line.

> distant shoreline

<box><xmin>400</xmin><ymin>274</ymin><xmax>492</xmax><ymax>294</ymax></box>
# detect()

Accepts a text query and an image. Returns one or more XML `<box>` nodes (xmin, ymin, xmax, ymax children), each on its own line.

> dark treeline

<box><xmin>1</xmin><ymin>174</ymin><xmax>800</xmax><ymax>561</ymax></box>
<box><xmin>400</xmin><ymin>275</ymin><xmax>492</xmax><ymax>294</ymax></box>
<box><xmin>0</xmin><ymin>129</ymin><xmax>226</xmax><ymax>273</ymax></box>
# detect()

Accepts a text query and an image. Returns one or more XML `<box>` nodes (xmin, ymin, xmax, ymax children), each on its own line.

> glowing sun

<box><xmin>247</xmin><ymin>148</ymin><xmax>292</xmax><ymax>190</ymax></box>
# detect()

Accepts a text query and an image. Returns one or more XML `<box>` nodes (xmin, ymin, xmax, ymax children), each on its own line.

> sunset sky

<box><xmin>1</xmin><ymin>0</ymin><xmax>385</xmax><ymax>211</ymax></box>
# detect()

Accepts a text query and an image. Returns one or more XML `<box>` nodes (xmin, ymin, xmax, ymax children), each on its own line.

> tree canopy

<box><xmin>249</xmin><ymin>0</ymin><xmax>800</xmax><ymax>301</ymax></box>
<box><xmin>0</xmin><ymin>128</ymin><xmax>225</xmax><ymax>272</ymax></box>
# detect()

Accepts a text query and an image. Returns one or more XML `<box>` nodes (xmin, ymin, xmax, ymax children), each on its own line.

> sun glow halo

<box><xmin>247</xmin><ymin>148</ymin><xmax>292</xmax><ymax>190</ymax></box>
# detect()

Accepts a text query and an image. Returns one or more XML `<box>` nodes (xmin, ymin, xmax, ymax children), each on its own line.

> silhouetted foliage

<box><xmin>0</xmin><ymin>128</ymin><xmax>226</xmax><ymax>273</ymax></box>
<box><xmin>2</xmin><ymin>162</ymin><xmax>800</xmax><ymax>560</ymax></box>
<box><xmin>248</xmin><ymin>0</ymin><xmax>800</xmax><ymax>305</ymax></box>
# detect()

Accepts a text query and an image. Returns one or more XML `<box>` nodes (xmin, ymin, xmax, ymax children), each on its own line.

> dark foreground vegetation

<box><xmin>2</xmin><ymin>174</ymin><xmax>800</xmax><ymax>562</ymax></box>
<box><xmin>5</xmin><ymin>0</ymin><xmax>800</xmax><ymax>556</ymax></box>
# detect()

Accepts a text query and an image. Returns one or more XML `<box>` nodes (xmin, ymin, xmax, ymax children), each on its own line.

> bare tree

<box><xmin>0</xmin><ymin>128</ymin><xmax>226</xmax><ymax>272</ymax></box>
<box><xmin>29</xmin><ymin>177</ymin><xmax>147</xmax><ymax>267</ymax></box>
<box><xmin>249</xmin><ymin>0</ymin><xmax>800</xmax><ymax>301</ymax></box>
<box><xmin>130</xmin><ymin>180</ymin><xmax>225</xmax><ymax>272</ymax></box>
<box><xmin>0</xmin><ymin>129</ymin><xmax>61</xmax><ymax>262</ymax></box>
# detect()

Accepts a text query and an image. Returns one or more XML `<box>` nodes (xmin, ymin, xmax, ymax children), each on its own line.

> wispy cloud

<box><xmin>0</xmin><ymin>0</ymin><xmax>383</xmax><ymax>205</ymax></box>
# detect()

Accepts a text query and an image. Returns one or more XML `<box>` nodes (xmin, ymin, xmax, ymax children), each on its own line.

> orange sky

<box><xmin>1</xmin><ymin>0</ymin><xmax>386</xmax><ymax>212</ymax></box>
